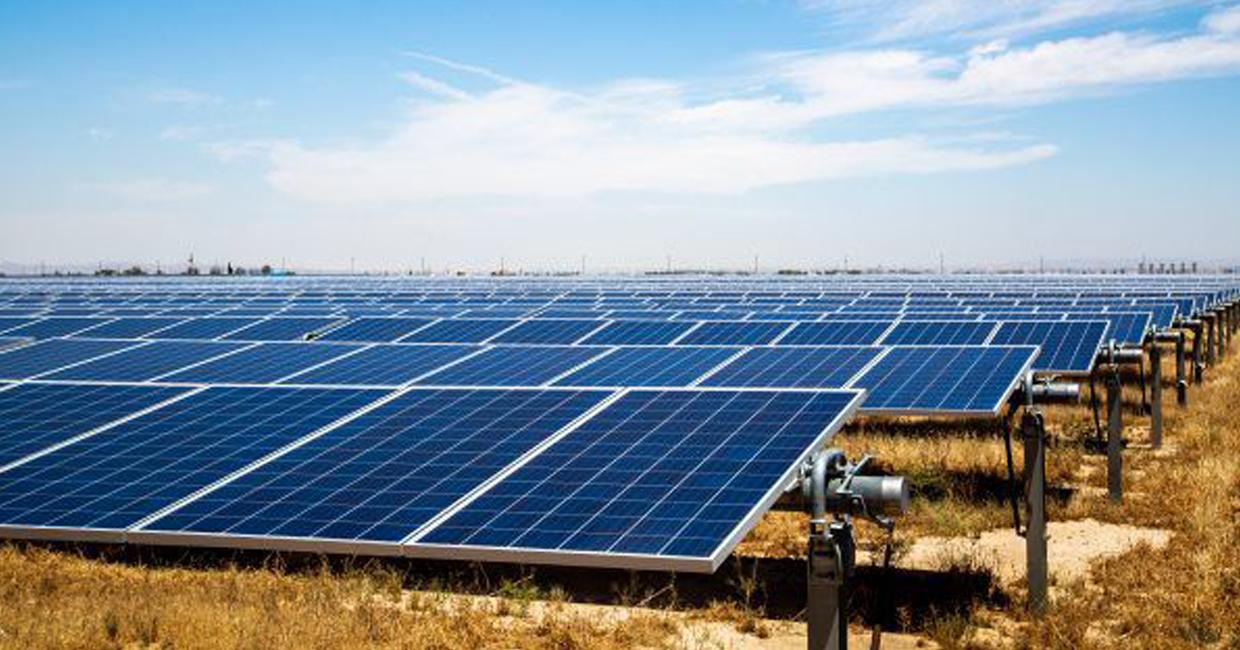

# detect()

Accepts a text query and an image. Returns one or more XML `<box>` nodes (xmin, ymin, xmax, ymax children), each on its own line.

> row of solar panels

<box><xmin>0</xmin><ymin>380</ymin><xmax>862</xmax><ymax>571</ymax></box>
<box><xmin>0</xmin><ymin>312</ymin><xmax>1141</xmax><ymax>347</ymax></box>
<box><xmin>0</xmin><ymin>337</ymin><xmax>1044</xmax><ymax>415</ymax></box>
<box><xmin>0</xmin><ymin>296</ymin><xmax>1192</xmax><ymax>318</ymax></box>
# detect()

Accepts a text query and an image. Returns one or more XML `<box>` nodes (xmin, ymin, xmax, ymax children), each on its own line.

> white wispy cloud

<box><xmin>219</xmin><ymin>10</ymin><xmax>1240</xmax><ymax>203</ymax></box>
<box><xmin>149</xmin><ymin>88</ymin><xmax>224</xmax><ymax>106</ymax></box>
<box><xmin>89</xmin><ymin>179</ymin><xmax>215</xmax><ymax>202</ymax></box>
<box><xmin>801</xmin><ymin>0</ymin><xmax>1211</xmax><ymax>42</ymax></box>
<box><xmin>397</xmin><ymin>71</ymin><xmax>472</xmax><ymax>101</ymax></box>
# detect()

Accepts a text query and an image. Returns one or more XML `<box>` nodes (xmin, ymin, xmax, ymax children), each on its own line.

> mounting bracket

<box><xmin>801</xmin><ymin>450</ymin><xmax>908</xmax><ymax>650</ymax></box>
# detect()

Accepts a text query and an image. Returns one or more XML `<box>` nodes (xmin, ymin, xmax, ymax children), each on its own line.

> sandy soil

<box><xmin>889</xmin><ymin>518</ymin><xmax>1172</xmax><ymax>587</ymax></box>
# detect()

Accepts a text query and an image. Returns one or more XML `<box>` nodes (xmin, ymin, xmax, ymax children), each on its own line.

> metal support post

<box><xmin>1022</xmin><ymin>410</ymin><xmax>1048</xmax><ymax>616</ymax></box>
<box><xmin>1191</xmin><ymin>322</ymin><xmax>1204</xmax><ymax>384</ymax></box>
<box><xmin>1106</xmin><ymin>370</ymin><xmax>1123</xmax><ymax>502</ymax></box>
<box><xmin>1175</xmin><ymin>332</ymin><xmax>1188</xmax><ymax>406</ymax></box>
<box><xmin>1206</xmin><ymin>315</ymin><xmax>1217</xmax><ymax>366</ymax></box>
<box><xmin>1149</xmin><ymin>342</ymin><xmax>1163</xmax><ymax>448</ymax></box>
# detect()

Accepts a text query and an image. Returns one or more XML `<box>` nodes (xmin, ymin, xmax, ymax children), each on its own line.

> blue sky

<box><xmin>2</xmin><ymin>1</ymin><xmax>1239</xmax><ymax>273</ymax></box>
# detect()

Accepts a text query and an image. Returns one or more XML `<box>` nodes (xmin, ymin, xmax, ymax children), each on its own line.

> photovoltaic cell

<box><xmin>415</xmin><ymin>346</ymin><xmax>607</xmax><ymax>386</ymax></box>
<box><xmin>489</xmin><ymin>320</ymin><xmax>604</xmax><ymax>345</ymax></box>
<box><xmin>159</xmin><ymin>343</ymin><xmax>360</xmax><ymax>384</ymax></box>
<box><xmin>0</xmin><ymin>339</ymin><xmax>139</xmax><ymax>380</ymax></box>
<box><xmin>0</xmin><ymin>318</ymin><xmax>36</xmax><ymax>335</ymax></box>
<box><xmin>879</xmin><ymin>321</ymin><xmax>997</xmax><ymax>345</ymax></box>
<box><xmin>776</xmin><ymin>321</ymin><xmax>892</xmax><ymax>346</ymax></box>
<box><xmin>142</xmin><ymin>389</ymin><xmax>610</xmax><ymax>544</ymax></box>
<box><xmin>990</xmin><ymin>321</ymin><xmax>1108</xmax><ymax>373</ymax></box>
<box><xmin>72</xmin><ymin>317</ymin><xmax>186</xmax><ymax>339</ymax></box>
<box><xmin>222</xmin><ymin>317</ymin><xmax>342</xmax><ymax>341</ymax></box>
<box><xmin>0</xmin><ymin>386</ymin><xmax>385</xmax><ymax>533</ymax></box>
<box><xmin>147</xmin><ymin>318</ymin><xmax>260</xmax><ymax>340</ymax></box>
<box><xmin>702</xmin><ymin>347</ymin><xmax>882</xmax><ymax>389</ymax></box>
<box><xmin>399</xmin><ymin>319</ymin><xmax>518</xmax><ymax>343</ymax></box>
<box><xmin>675</xmin><ymin>322</ymin><xmax>792</xmax><ymax>346</ymax></box>
<box><xmin>1066</xmin><ymin>312</ymin><xmax>1150</xmax><ymax>346</ymax></box>
<box><xmin>43</xmin><ymin>341</ymin><xmax>248</xmax><ymax>382</ymax></box>
<box><xmin>553</xmin><ymin>347</ymin><xmax>738</xmax><ymax>387</ymax></box>
<box><xmin>578</xmin><ymin>321</ymin><xmax>694</xmax><ymax>346</ymax></box>
<box><xmin>416</xmin><ymin>389</ymin><xmax>863</xmax><ymax>572</ymax></box>
<box><xmin>0</xmin><ymin>383</ymin><xmax>190</xmax><ymax>467</ymax></box>
<box><xmin>315</xmin><ymin>318</ymin><xmax>435</xmax><ymax>343</ymax></box>
<box><xmin>283</xmin><ymin>345</ymin><xmax>479</xmax><ymax>386</ymax></box>
<box><xmin>3</xmin><ymin>318</ymin><xmax>114</xmax><ymax>339</ymax></box>
<box><xmin>852</xmin><ymin>346</ymin><xmax>1038</xmax><ymax>414</ymax></box>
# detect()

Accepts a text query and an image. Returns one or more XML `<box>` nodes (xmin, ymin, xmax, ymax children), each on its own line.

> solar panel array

<box><xmin>0</xmin><ymin>274</ymin><xmax>1235</xmax><ymax>571</ymax></box>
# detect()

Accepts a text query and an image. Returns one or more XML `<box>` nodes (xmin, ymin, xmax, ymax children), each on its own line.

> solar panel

<box><xmin>137</xmin><ymin>388</ymin><xmax>610</xmax><ymax>548</ymax></box>
<box><xmin>42</xmin><ymin>341</ymin><xmax>248</xmax><ymax>382</ymax></box>
<box><xmin>399</xmin><ymin>319</ymin><xmax>518</xmax><ymax>343</ymax></box>
<box><xmin>0</xmin><ymin>339</ymin><xmax>139</xmax><ymax>380</ymax></box>
<box><xmin>879</xmin><ymin>321</ymin><xmax>997</xmax><ymax>345</ymax></box>
<box><xmin>414</xmin><ymin>389</ymin><xmax>863</xmax><ymax>572</ymax></box>
<box><xmin>990</xmin><ymin>321</ymin><xmax>1108</xmax><ymax>374</ymax></box>
<box><xmin>0</xmin><ymin>383</ymin><xmax>190</xmax><ymax>467</ymax></box>
<box><xmin>1066</xmin><ymin>312</ymin><xmax>1151</xmax><ymax>346</ymax></box>
<box><xmin>676</xmin><ymin>322</ymin><xmax>792</xmax><ymax>346</ymax></box>
<box><xmin>315</xmin><ymin>317</ymin><xmax>435</xmax><ymax>343</ymax></box>
<box><xmin>0</xmin><ymin>318</ymin><xmax>36</xmax><ymax>335</ymax></box>
<box><xmin>3</xmin><ymin>318</ymin><xmax>114</xmax><ymax>339</ymax></box>
<box><xmin>282</xmin><ymin>345</ymin><xmax>480</xmax><ymax>386</ymax></box>
<box><xmin>222</xmin><ymin>317</ymin><xmax>342</xmax><ymax>341</ymax></box>
<box><xmin>147</xmin><ymin>317</ymin><xmax>260</xmax><ymax>340</ymax></box>
<box><xmin>415</xmin><ymin>346</ymin><xmax>607</xmax><ymax>387</ymax></box>
<box><xmin>851</xmin><ymin>346</ymin><xmax>1037</xmax><ymax>415</ymax></box>
<box><xmin>776</xmin><ymin>321</ymin><xmax>892</xmax><ymax>346</ymax></box>
<box><xmin>702</xmin><ymin>347</ymin><xmax>882</xmax><ymax>389</ymax></box>
<box><xmin>489</xmin><ymin>320</ymin><xmax>605</xmax><ymax>345</ymax></box>
<box><xmin>72</xmin><ymin>317</ymin><xmax>186</xmax><ymax>339</ymax></box>
<box><xmin>578</xmin><ymin>321</ymin><xmax>694</xmax><ymax>346</ymax></box>
<box><xmin>159</xmin><ymin>343</ymin><xmax>361</xmax><ymax>384</ymax></box>
<box><xmin>0</xmin><ymin>386</ymin><xmax>385</xmax><ymax>538</ymax></box>
<box><xmin>553</xmin><ymin>347</ymin><xmax>739</xmax><ymax>387</ymax></box>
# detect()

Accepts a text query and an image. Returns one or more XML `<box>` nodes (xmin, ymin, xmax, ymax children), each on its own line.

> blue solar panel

<box><xmin>3</xmin><ymin>318</ymin><xmax>114</xmax><ymax>339</ymax></box>
<box><xmin>71</xmin><ymin>318</ymin><xmax>186</xmax><ymax>339</ymax></box>
<box><xmin>283</xmin><ymin>345</ymin><xmax>479</xmax><ymax>386</ymax></box>
<box><xmin>0</xmin><ymin>386</ymin><xmax>385</xmax><ymax>534</ymax></box>
<box><xmin>400</xmin><ymin>319</ymin><xmax>518</xmax><ymax>343</ymax></box>
<box><xmin>160</xmin><ymin>343</ymin><xmax>361</xmax><ymax>384</ymax></box>
<box><xmin>776</xmin><ymin>321</ymin><xmax>892</xmax><ymax>346</ymax></box>
<box><xmin>141</xmin><ymin>389</ymin><xmax>610</xmax><ymax>545</ymax></box>
<box><xmin>415</xmin><ymin>389</ymin><xmax>863</xmax><ymax>572</ymax></box>
<box><xmin>879</xmin><ymin>321</ymin><xmax>997</xmax><ymax>345</ymax></box>
<box><xmin>0</xmin><ymin>318</ymin><xmax>36</xmax><ymax>334</ymax></box>
<box><xmin>578</xmin><ymin>321</ymin><xmax>694</xmax><ymax>345</ymax></box>
<box><xmin>222</xmin><ymin>317</ymin><xmax>342</xmax><ymax>341</ymax></box>
<box><xmin>1066</xmin><ymin>312</ymin><xmax>1150</xmax><ymax>346</ymax></box>
<box><xmin>0</xmin><ymin>384</ymin><xmax>190</xmax><ymax>467</ymax></box>
<box><xmin>43</xmin><ymin>341</ymin><xmax>248</xmax><ymax>382</ymax></box>
<box><xmin>990</xmin><ymin>321</ymin><xmax>1108</xmax><ymax>374</ymax></box>
<box><xmin>147</xmin><ymin>318</ymin><xmax>260</xmax><ymax>340</ymax></box>
<box><xmin>315</xmin><ymin>318</ymin><xmax>435</xmax><ymax>342</ymax></box>
<box><xmin>554</xmin><ymin>347</ymin><xmax>739</xmax><ymax>387</ymax></box>
<box><xmin>489</xmin><ymin>320</ymin><xmax>605</xmax><ymax>345</ymax></box>
<box><xmin>702</xmin><ymin>347</ymin><xmax>882</xmax><ymax>389</ymax></box>
<box><xmin>416</xmin><ymin>346</ymin><xmax>606</xmax><ymax>387</ymax></box>
<box><xmin>0</xmin><ymin>339</ymin><xmax>139</xmax><ymax>380</ymax></box>
<box><xmin>676</xmin><ymin>322</ymin><xmax>792</xmax><ymax>346</ymax></box>
<box><xmin>852</xmin><ymin>346</ymin><xmax>1037</xmax><ymax>414</ymax></box>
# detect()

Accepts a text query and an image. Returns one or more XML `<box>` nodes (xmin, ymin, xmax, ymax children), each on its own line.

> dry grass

<box><xmin>1010</xmin><ymin>346</ymin><xmax>1240</xmax><ymax>649</ymax></box>
<box><xmin>0</xmin><ymin>545</ymin><xmax>682</xmax><ymax>649</ymax></box>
